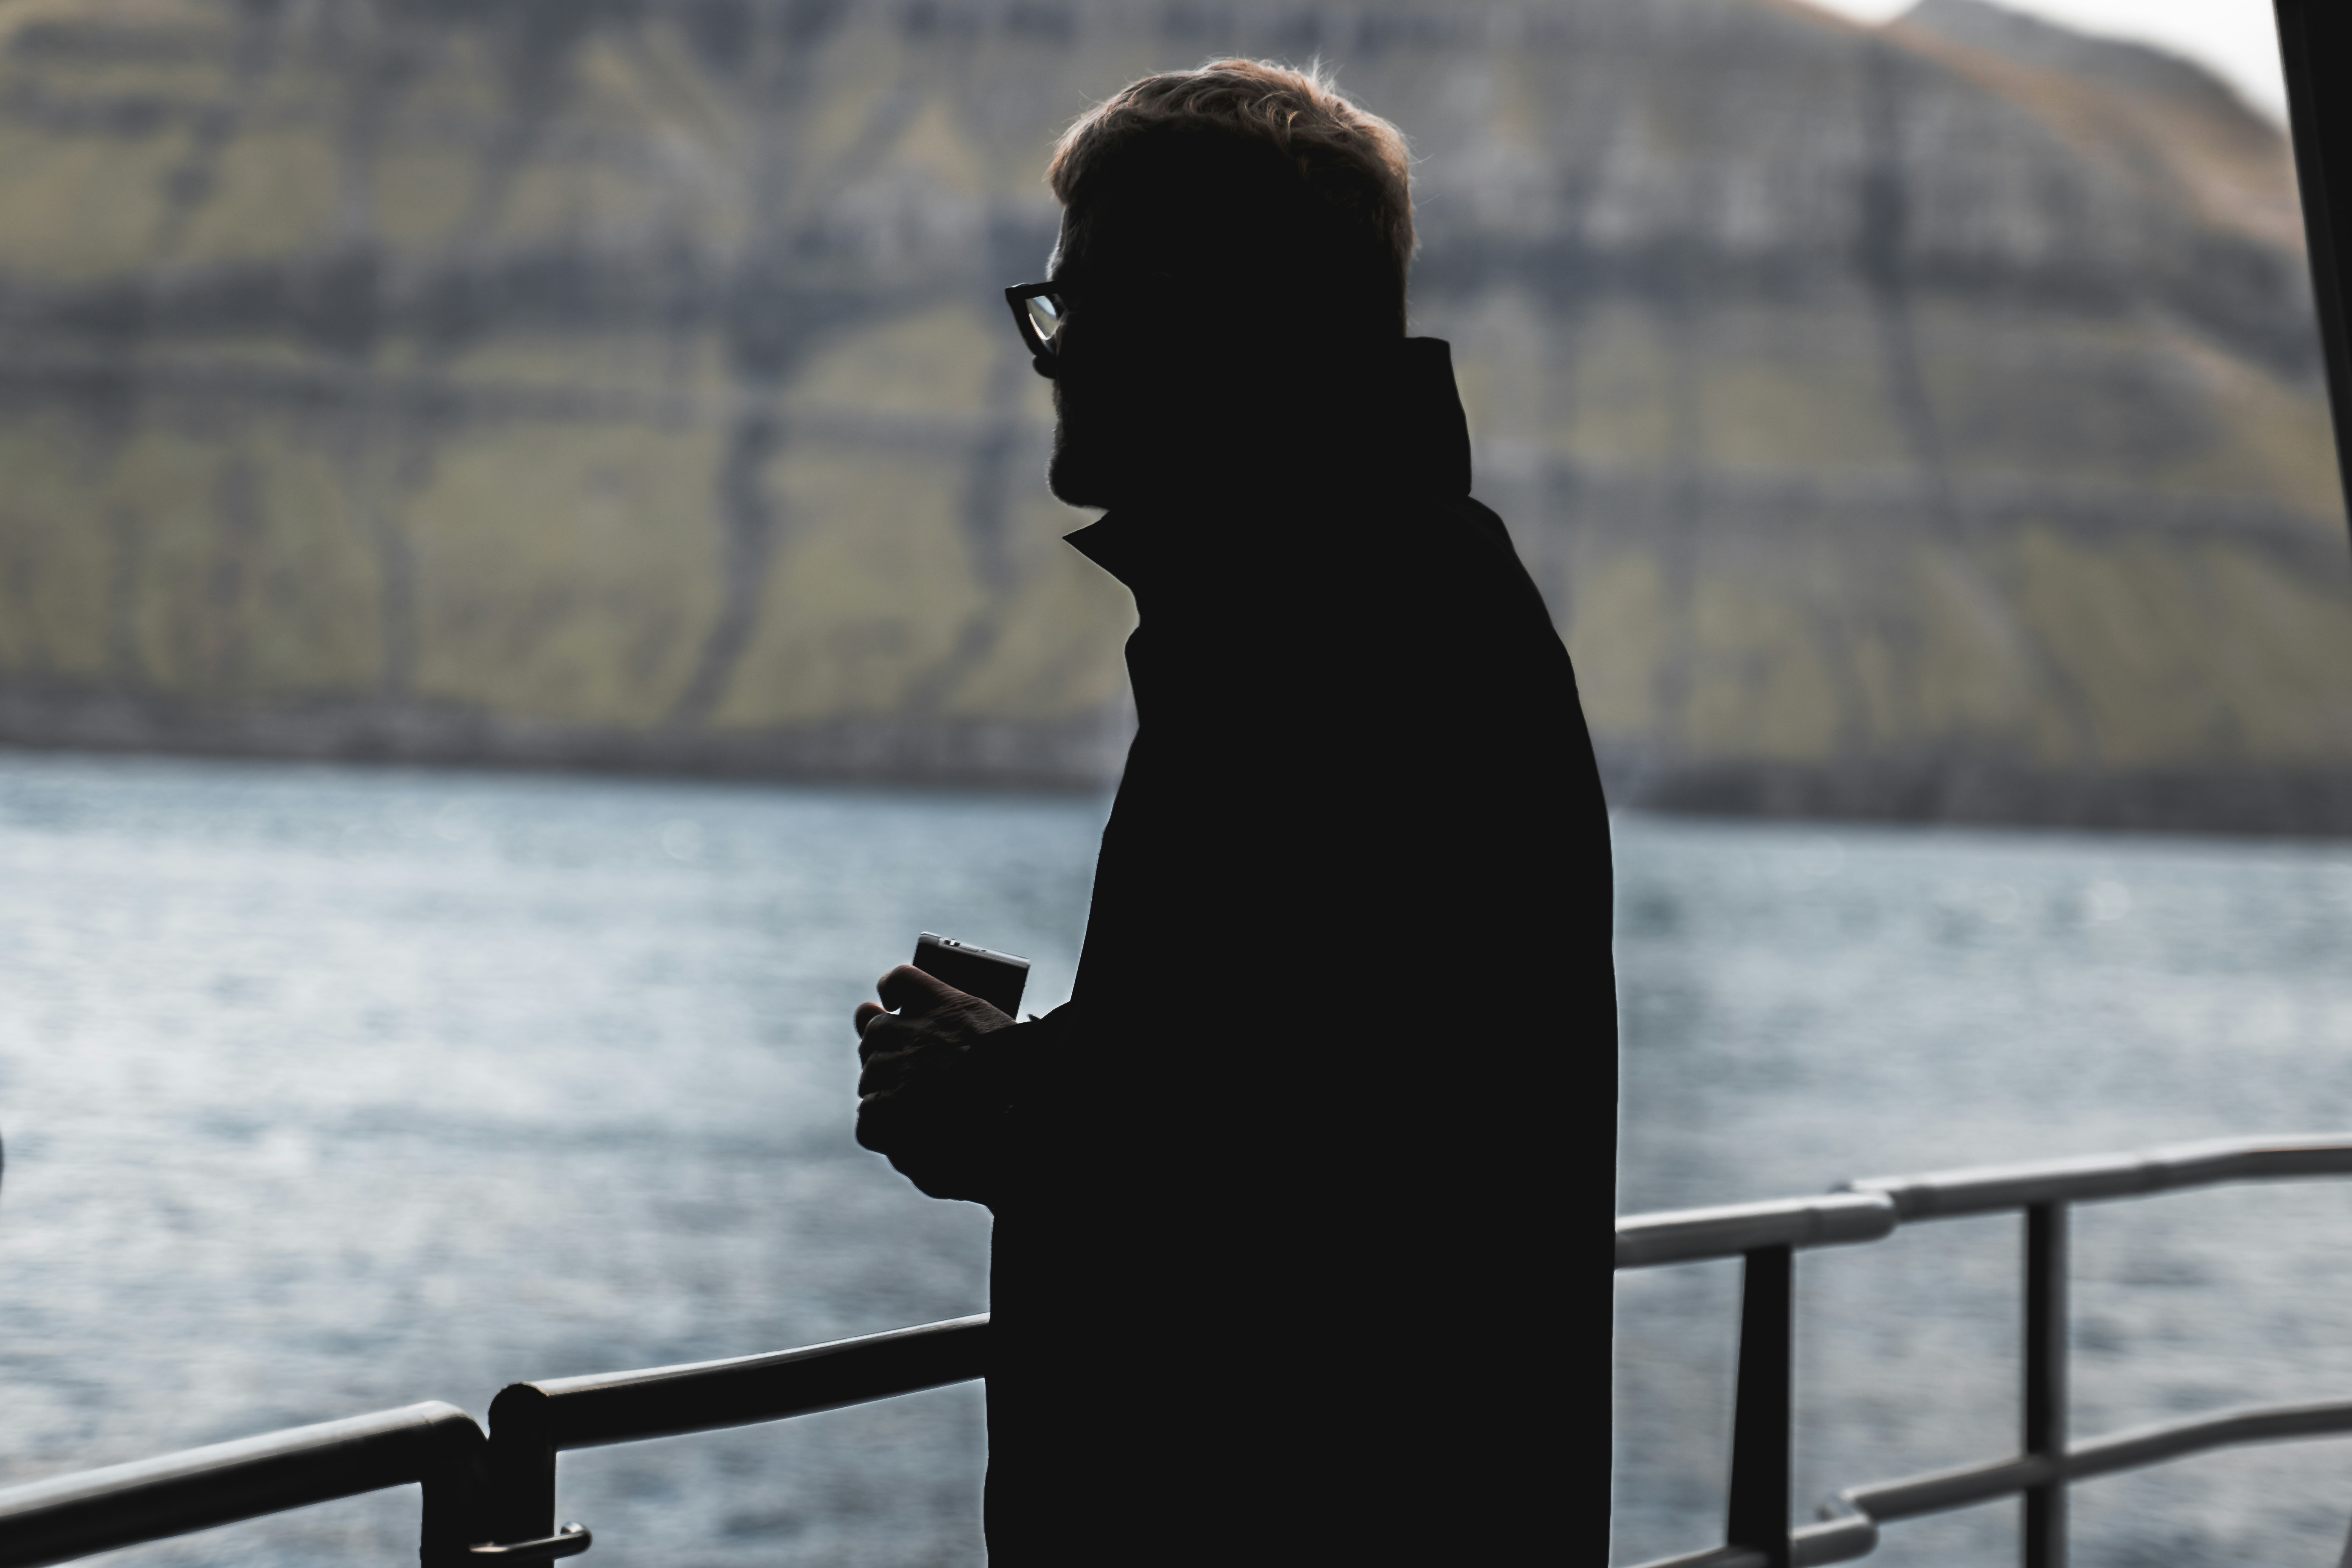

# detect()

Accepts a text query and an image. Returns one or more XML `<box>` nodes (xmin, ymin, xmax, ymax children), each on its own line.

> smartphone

<box><xmin>912</xmin><ymin>932</ymin><xmax>1030</xmax><ymax>1016</ymax></box>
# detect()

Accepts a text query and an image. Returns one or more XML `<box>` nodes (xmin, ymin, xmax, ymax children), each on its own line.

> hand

<box><xmin>854</xmin><ymin>965</ymin><xmax>1017</xmax><ymax>1202</ymax></box>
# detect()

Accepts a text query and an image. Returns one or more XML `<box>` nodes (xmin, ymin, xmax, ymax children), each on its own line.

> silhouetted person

<box><xmin>853</xmin><ymin>60</ymin><xmax>1615</xmax><ymax>1564</ymax></box>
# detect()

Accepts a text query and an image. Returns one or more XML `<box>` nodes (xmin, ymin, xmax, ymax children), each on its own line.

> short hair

<box><xmin>1045</xmin><ymin>59</ymin><xmax>1416</xmax><ymax>337</ymax></box>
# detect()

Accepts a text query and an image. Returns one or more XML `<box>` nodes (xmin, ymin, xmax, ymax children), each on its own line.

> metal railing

<box><xmin>0</xmin><ymin>1318</ymin><xmax>989</xmax><ymax>1566</ymax></box>
<box><xmin>1621</xmin><ymin>1134</ymin><xmax>2352</xmax><ymax>1568</ymax></box>
<box><xmin>477</xmin><ymin>1315</ymin><xmax>988</xmax><ymax>1554</ymax></box>
<box><xmin>7</xmin><ymin>1136</ymin><xmax>2352</xmax><ymax>1565</ymax></box>
<box><xmin>0</xmin><ymin>1404</ymin><xmax>487</xmax><ymax>1568</ymax></box>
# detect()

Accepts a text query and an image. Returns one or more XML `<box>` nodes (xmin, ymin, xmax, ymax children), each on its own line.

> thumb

<box><xmin>877</xmin><ymin>963</ymin><xmax>966</xmax><ymax>1015</ymax></box>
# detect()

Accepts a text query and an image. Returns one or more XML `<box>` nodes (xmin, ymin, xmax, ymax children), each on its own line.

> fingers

<box><xmin>850</xmin><ymin>969</ymin><xmax>1007</xmax><ymax>1207</ymax></box>
<box><xmin>857</xmin><ymin>965</ymin><xmax>953</xmax><ymax>1063</ymax></box>
<box><xmin>858</xmin><ymin>1044</ymin><xmax>918</xmax><ymax>1097</ymax></box>
<box><xmin>878</xmin><ymin>963</ymin><xmax>965</xmax><ymax>1015</ymax></box>
<box><xmin>857</xmin><ymin>1008</ymin><xmax>916</xmax><ymax>1068</ymax></box>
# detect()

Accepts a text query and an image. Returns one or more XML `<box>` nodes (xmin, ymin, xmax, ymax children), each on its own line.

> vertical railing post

<box><xmin>408</xmin><ymin>1409</ymin><xmax>490</xmax><ymax>1567</ymax></box>
<box><xmin>418</xmin><ymin>1451</ymin><xmax>486</xmax><ymax>1567</ymax></box>
<box><xmin>483</xmin><ymin>1385</ymin><xmax>558</xmax><ymax>1556</ymax></box>
<box><xmin>2023</xmin><ymin>1202</ymin><xmax>2068</xmax><ymax>1568</ymax></box>
<box><xmin>1727</xmin><ymin>1243</ymin><xmax>1793</xmax><ymax>1568</ymax></box>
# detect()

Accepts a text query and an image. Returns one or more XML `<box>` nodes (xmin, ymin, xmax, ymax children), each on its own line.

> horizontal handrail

<box><xmin>18</xmin><ymin>1134</ymin><xmax>2352</xmax><ymax>1568</ymax></box>
<box><xmin>488</xmin><ymin>1314</ymin><xmax>989</xmax><ymax>1452</ymax></box>
<box><xmin>0</xmin><ymin>1402</ymin><xmax>484</xmax><ymax>1568</ymax></box>
<box><xmin>1842</xmin><ymin>1134</ymin><xmax>2352</xmax><ymax>1220</ymax></box>
<box><xmin>1614</xmin><ymin>1135</ymin><xmax>2352</xmax><ymax>1272</ymax></box>
<box><xmin>1635</xmin><ymin>1396</ymin><xmax>2352</xmax><ymax>1568</ymax></box>
<box><xmin>2070</xmin><ymin>1395</ymin><xmax>2352</xmax><ymax>1479</ymax></box>
<box><xmin>1835</xmin><ymin>1454</ymin><xmax>2056</xmax><ymax>1535</ymax></box>
<box><xmin>1615</xmin><ymin>1191</ymin><xmax>1898</xmax><ymax>1269</ymax></box>
<box><xmin>1621</xmin><ymin>1133</ymin><xmax>2352</xmax><ymax>1568</ymax></box>
<box><xmin>1838</xmin><ymin>1395</ymin><xmax>2352</xmax><ymax>1530</ymax></box>
<box><xmin>1635</xmin><ymin>1547</ymin><xmax>1774</xmax><ymax>1568</ymax></box>
<box><xmin>1633</xmin><ymin>1519</ymin><xmax>1880</xmax><ymax>1568</ymax></box>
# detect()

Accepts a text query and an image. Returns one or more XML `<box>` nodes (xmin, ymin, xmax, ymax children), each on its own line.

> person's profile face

<box><xmin>1042</xmin><ymin>202</ymin><xmax>1227</xmax><ymax>510</ymax></box>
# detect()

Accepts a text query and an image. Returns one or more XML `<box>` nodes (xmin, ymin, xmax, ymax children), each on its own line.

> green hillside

<box><xmin>0</xmin><ymin>0</ymin><xmax>2345</xmax><ymax>828</ymax></box>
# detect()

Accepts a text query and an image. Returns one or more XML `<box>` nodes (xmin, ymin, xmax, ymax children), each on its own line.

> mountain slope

<box><xmin>0</xmin><ymin>0</ymin><xmax>2343</xmax><ymax>828</ymax></box>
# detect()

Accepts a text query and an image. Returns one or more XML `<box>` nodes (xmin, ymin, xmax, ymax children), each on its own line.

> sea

<box><xmin>2</xmin><ymin>751</ymin><xmax>2351</xmax><ymax>1567</ymax></box>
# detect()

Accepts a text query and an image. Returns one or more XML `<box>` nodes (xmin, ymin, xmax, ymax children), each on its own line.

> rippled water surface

<box><xmin>3</xmin><ymin>752</ymin><xmax>2351</xmax><ymax>1566</ymax></box>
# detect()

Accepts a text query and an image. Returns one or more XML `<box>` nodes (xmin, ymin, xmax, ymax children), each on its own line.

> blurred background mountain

<box><xmin>0</xmin><ymin>0</ymin><xmax>2343</xmax><ymax>830</ymax></box>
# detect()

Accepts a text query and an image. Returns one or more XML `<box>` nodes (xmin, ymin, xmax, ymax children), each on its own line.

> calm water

<box><xmin>3</xmin><ymin>753</ymin><xmax>2352</xmax><ymax>1566</ymax></box>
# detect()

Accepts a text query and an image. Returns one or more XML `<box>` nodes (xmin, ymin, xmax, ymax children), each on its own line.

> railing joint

<box><xmin>453</xmin><ymin>1522</ymin><xmax>591</xmax><ymax>1562</ymax></box>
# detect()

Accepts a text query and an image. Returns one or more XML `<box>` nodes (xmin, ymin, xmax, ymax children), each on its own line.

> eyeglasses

<box><xmin>1005</xmin><ymin>281</ymin><xmax>1068</xmax><ymax>358</ymax></box>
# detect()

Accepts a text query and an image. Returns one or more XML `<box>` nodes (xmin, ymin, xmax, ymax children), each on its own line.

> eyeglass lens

<box><xmin>1024</xmin><ymin>293</ymin><xmax>1065</xmax><ymax>352</ymax></box>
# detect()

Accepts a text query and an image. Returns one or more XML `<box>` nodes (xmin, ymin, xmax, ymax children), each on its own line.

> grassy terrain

<box><xmin>0</xmin><ymin>0</ymin><xmax>2343</xmax><ymax>825</ymax></box>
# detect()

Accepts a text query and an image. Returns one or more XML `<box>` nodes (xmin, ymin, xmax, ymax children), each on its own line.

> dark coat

<box><xmin>982</xmin><ymin>340</ymin><xmax>1615</xmax><ymax>1563</ymax></box>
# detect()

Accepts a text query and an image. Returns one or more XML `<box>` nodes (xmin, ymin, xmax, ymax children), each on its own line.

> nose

<box><xmin>1030</xmin><ymin>353</ymin><xmax>1058</xmax><ymax>380</ymax></box>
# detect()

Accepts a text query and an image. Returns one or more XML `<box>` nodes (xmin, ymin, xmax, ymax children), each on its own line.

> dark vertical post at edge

<box><xmin>1727</xmin><ymin>1244</ymin><xmax>1794</xmax><ymax>1568</ymax></box>
<box><xmin>2022</xmin><ymin>1203</ymin><xmax>2068</xmax><ymax>1568</ymax></box>
<box><xmin>417</xmin><ymin>1420</ymin><xmax>489</xmax><ymax>1567</ymax></box>
<box><xmin>2275</xmin><ymin>0</ymin><xmax>2352</xmax><ymax>539</ymax></box>
<box><xmin>483</xmin><ymin>1385</ymin><xmax>558</xmax><ymax>1554</ymax></box>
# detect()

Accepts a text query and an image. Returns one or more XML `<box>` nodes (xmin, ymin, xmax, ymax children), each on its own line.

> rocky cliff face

<box><xmin>0</xmin><ymin>0</ymin><xmax>2344</xmax><ymax>828</ymax></box>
